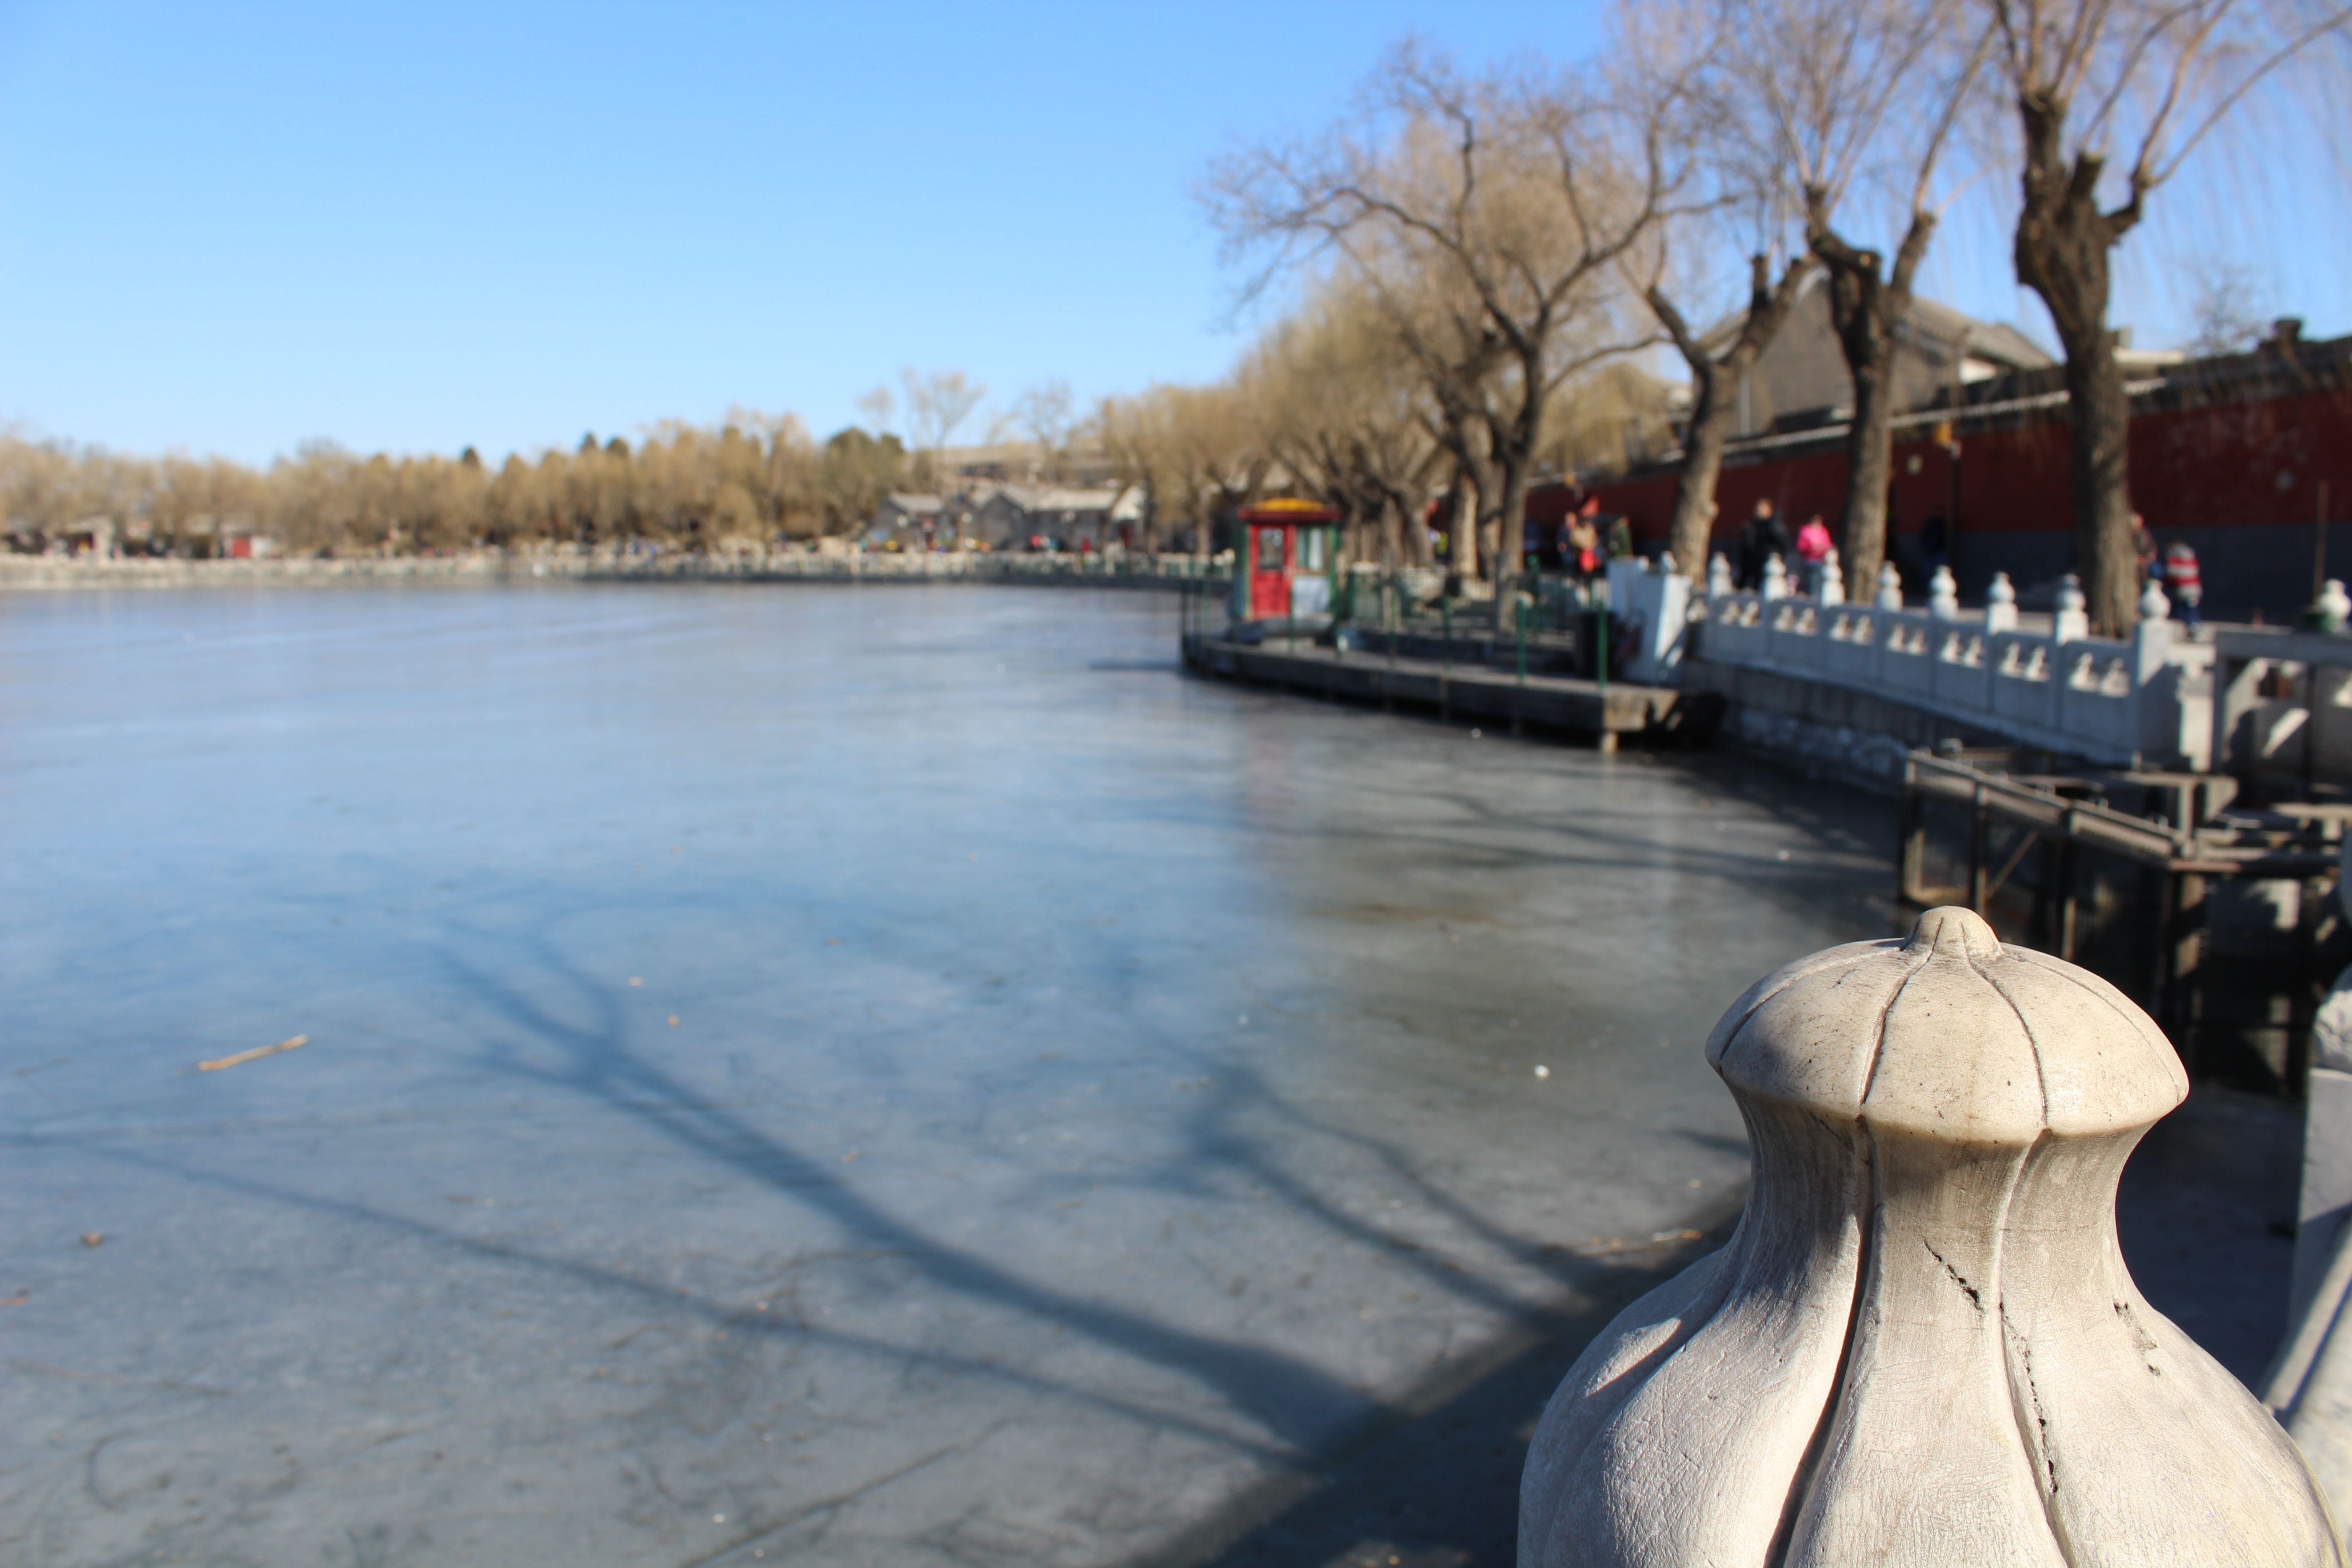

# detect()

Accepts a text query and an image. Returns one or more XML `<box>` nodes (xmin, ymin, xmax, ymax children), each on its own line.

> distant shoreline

<box><xmin>0</xmin><ymin>551</ymin><xmax>1230</xmax><ymax>593</ymax></box>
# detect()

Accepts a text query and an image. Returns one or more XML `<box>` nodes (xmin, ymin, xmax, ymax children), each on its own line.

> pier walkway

<box><xmin>1181</xmin><ymin>631</ymin><xmax>1717</xmax><ymax>751</ymax></box>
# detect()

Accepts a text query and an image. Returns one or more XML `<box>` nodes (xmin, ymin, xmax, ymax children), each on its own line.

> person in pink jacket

<box><xmin>1794</xmin><ymin>514</ymin><xmax>1833</xmax><ymax>594</ymax></box>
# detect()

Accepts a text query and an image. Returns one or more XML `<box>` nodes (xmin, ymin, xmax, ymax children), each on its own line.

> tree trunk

<box><xmin>1667</xmin><ymin>359</ymin><xmax>1731</xmax><ymax>581</ymax></box>
<box><xmin>1399</xmin><ymin>492</ymin><xmax>1430</xmax><ymax>568</ymax></box>
<box><xmin>2013</xmin><ymin>89</ymin><xmax>2142</xmax><ymax>637</ymax></box>
<box><xmin>1810</xmin><ymin>199</ymin><xmax>1936</xmax><ymax>604</ymax></box>
<box><xmin>1842</xmin><ymin>352</ymin><xmax>1900</xmax><ymax>600</ymax></box>
<box><xmin>1492</xmin><ymin>453</ymin><xmax>1532</xmax><ymax>600</ymax></box>
<box><xmin>2059</xmin><ymin>334</ymin><xmax>2136</xmax><ymax>632</ymax></box>
<box><xmin>1483</xmin><ymin>353</ymin><xmax>1548</xmax><ymax>601</ymax></box>
<box><xmin>1449</xmin><ymin>478</ymin><xmax>1479</xmax><ymax>582</ymax></box>
<box><xmin>1650</xmin><ymin>260</ymin><xmax>1816</xmax><ymax>583</ymax></box>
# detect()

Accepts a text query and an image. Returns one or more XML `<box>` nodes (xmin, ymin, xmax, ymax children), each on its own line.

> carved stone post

<box><xmin>1986</xmin><ymin>571</ymin><xmax>2019</xmax><ymax>632</ymax></box>
<box><xmin>2055</xmin><ymin>573</ymin><xmax>2090</xmax><ymax>643</ymax></box>
<box><xmin>1929</xmin><ymin>564</ymin><xmax>1959</xmax><ymax>620</ymax></box>
<box><xmin>1523</xmin><ymin>906</ymin><xmax>2341</xmax><ymax>1568</ymax></box>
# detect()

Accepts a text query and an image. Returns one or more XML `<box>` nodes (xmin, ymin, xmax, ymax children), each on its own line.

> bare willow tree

<box><xmin>1738</xmin><ymin>0</ymin><xmax>1995</xmax><ymax>600</ymax></box>
<box><xmin>1237</xmin><ymin>277</ymin><xmax>1444</xmax><ymax>567</ymax></box>
<box><xmin>1005</xmin><ymin>380</ymin><xmax>1078</xmax><ymax>480</ymax></box>
<box><xmin>1096</xmin><ymin>383</ymin><xmax>1264</xmax><ymax>559</ymax></box>
<box><xmin>1985</xmin><ymin>0</ymin><xmax>2348</xmax><ymax>632</ymax></box>
<box><xmin>1542</xmin><ymin>361</ymin><xmax>1689</xmax><ymax>487</ymax></box>
<box><xmin>1205</xmin><ymin>42</ymin><xmax>1687</xmax><ymax>595</ymax></box>
<box><xmin>1617</xmin><ymin>0</ymin><xmax>1821</xmax><ymax>581</ymax></box>
<box><xmin>899</xmin><ymin>368</ymin><xmax>987</xmax><ymax>493</ymax></box>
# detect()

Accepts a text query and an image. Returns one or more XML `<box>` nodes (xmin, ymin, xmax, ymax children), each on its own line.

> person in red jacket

<box><xmin>2162</xmin><ymin>538</ymin><xmax>2203</xmax><ymax>627</ymax></box>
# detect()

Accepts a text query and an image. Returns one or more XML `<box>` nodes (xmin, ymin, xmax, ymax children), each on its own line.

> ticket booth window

<box><xmin>1297</xmin><ymin>530</ymin><xmax>1328</xmax><ymax>572</ymax></box>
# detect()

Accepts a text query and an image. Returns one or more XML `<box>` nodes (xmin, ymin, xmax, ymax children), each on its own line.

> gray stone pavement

<box><xmin>0</xmin><ymin>586</ymin><xmax>2294</xmax><ymax>1567</ymax></box>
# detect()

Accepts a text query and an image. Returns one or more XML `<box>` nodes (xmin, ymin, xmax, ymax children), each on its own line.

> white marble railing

<box><xmin>1698</xmin><ymin>555</ymin><xmax>2211</xmax><ymax>767</ymax></box>
<box><xmin>2211</xmin><ymin>619</ymin><xmax>2352</xmax><ymax>786</ymax></box>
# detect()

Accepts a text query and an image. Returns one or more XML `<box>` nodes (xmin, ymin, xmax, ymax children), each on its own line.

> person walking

<box><xmin>1566</xmin><ymin>510</ymin><xmax>1602</xmax><ymax>582</ymax></box>
<box><xmin>2163</xmin><ymin>538</ymin><xmax>2203</xmax><ymax>627</ymax></box>
<box><xmin>1735</xmin><ymin>499</ymin><xmax>1791</xmax><ymax>590</ymax></box>
<box><xmin>1919</xmin><ymin>511</ymin><xmax>1950</xmax><ymax>578</ymax></box>
<box><xmin>1794</xmin><ymin>514</ymin><xmax>1833</xmax><ymax>594</ymax></box>
<box><xmin>1603</xmin><ymin>512</ymin><xmax>1634</xmax><ymax>562</ymax></box>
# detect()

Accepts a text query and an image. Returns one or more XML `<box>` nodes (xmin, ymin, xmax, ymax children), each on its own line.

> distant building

<box><xmin>966</xmin><ymin>484</ymin><xmax>1143</xmax><ymax>551</ymax></box>
<box><xmin>1707</xmin><ymin>276</ymin><xmax>2055</xmax><ymax>436</ymax></box>
<box><xmin>868</xmin><ymin>493</ymin><xmax>947</xmax><ymax>547</ymax></box>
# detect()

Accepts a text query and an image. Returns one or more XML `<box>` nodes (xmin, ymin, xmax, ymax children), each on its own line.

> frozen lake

<box><xmin>0</xmin><ymin>585</ymin><xmax>1923</xmax><ymax>1565</ymax></box>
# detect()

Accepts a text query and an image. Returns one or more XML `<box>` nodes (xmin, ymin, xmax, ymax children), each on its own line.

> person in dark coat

<box><xmin>1735</xmin><ymin>499</ymin><xmax>1792</xmax><ymax>589</ymax></box>
<box><xmin>1920</xmin><ymin>511</ymin><xmax>1950</xmax><ymax>577</ymax></box>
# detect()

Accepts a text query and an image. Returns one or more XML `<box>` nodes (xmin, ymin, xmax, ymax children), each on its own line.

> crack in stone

<box><xmin>1924</xmin><ymin>1243</ymin><xmax>1983</xmax><ymax>1312</ymax></box>
<box><xmin>2113</xmin><ymin>1300</ymin><xmax>2163</xmax><ymax>1375</ymax></box>
<box><xmin>2005</xmin><ymin>1314</ymin><xmax>2059</xmax><ymax>1499</ymax></box>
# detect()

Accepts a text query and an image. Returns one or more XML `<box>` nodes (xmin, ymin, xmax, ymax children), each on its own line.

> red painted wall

<box><xmin>1568</xmin><ymin>384</ymin><xmax>2352</xmax><ymax>554</ymax></box>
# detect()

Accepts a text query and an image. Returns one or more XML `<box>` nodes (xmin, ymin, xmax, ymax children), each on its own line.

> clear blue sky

<box><xmin>1</xmin><ymin>1</ymin><xmax>2342</xmax><ymax>466</ymax></box>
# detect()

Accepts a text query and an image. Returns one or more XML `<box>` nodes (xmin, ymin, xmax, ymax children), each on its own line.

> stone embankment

<box><xmin>0</xmin><ymin>551</ymin><xmax>1230</xmax><ymax>591</ymax></box>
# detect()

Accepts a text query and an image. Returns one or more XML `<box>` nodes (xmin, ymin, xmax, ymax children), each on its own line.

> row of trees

<box><xmin>9</xmin><ymin>0</ymin><xmax>2337</xmax><ymax>615</ymax></box>
<box><xmin>1089</xmin><ymin>282</ymin><xmax>1679</xmax><ymax>567</ymax></box>
<box><xmin>1174</xmin><ymin>0</ymin><xmax>2345</xmax><ymax>634</ymax></box>
<box><xmin>0</xmin><ymin>417</ymin><xmax>917</xmax><ymax>556</ymax></box>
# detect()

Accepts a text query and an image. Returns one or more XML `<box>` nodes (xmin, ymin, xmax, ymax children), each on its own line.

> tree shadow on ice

<box><xmin>1130</xmin><ymin>1218</ymin><xmax>1741</xmax><ymax>1568</ymax></box>
<box><xmin>440</xmin><ymin>932</ymin><xmax>1390</xmax><ymax>1454</ymax></box>
<box><xmin>432</xmin><ymin>911</ymin><xmax>1744</xmax><ymax>1484</ymax></box>
<box><xmin>42</xmin><ymin>1129</ymin><xmax>1316</xmax><ymax>1463</ymax></box>
<box><xmin>1101</xmin><ymin>1060</ymin><xmax>1627</xmax><ymax>1313</ymax></box>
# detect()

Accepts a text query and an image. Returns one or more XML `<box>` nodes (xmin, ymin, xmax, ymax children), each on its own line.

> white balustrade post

<box><xmin>1985</xmin><ymin>571</ymin><xmax>2019</xmax><ymax>632</ymax></box>
<box><xmin>1929</xmin><ymin>564</ymin><xmax>1960</xmax><ymax>620</ymax></box>
<box><xmin>1707</xmin><ymin>552</ymin><xmax>1733</xmax><ymax>598</ymax></box>
<box><xmin>2322</xmin><ymin>579</ymin><xmax>2351</xmax><ymax>634</ymax></box>
<box><xmin>1817</xmin><ymin>549</ymin><xmax>1844</xmax><ymax>606</ymax></box>
<box><xmin>2128</xmin><ymin>580</ymin><xmax>2181</xmax><ymax>760</ymax></box>
<box><xmin>2055</xmin><ymin>572</ymin><xmax>2090</xmax><ymax>643</ymax></box>
<box><xmin>1761</xmin><ymin>554</ymin><xmax>1789</xmax><ymax>601</ymax></box>
<box><xmin>1875</xmin><ymin>561</ymin><xmax>1904</xmax><ymax>610</ymax></box>
<box><xmin>1522</xmin><ymin>906</ymin><xmax>2342</xmax><ymax>1568</ymax></box>
<box><xmin>2129</xmin><ymin>586</ymin><xmax>2176</xmax><ymax>681</ymax></box>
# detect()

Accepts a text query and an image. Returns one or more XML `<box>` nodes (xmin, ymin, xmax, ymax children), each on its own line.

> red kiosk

<box><xmin>1232</xmin><ymin>499</ymin><xmax>1341</xmax><ymax>622</ymax></box>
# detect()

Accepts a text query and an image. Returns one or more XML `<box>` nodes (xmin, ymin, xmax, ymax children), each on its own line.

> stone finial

<box><xmin>1761</xmin><ymin>554</ymin><xmax>1789</xmax><ymax>601</ymax></box>
<box><xmin>2139</xmin><ymin>577</ymin><xmax>2170</xmax><ymax>622</ymax></box>
<box><xmin>1985</xmin><ymin>571</ymin><xmax>2019</xmax><ymax>632</ymax></box>
<box><xmin>1875</xmin><ymin>561</ymin><xmax>1904</xmax><ymax>610</ymax></box>
<box><xmin>1522</xmin><ymin>907</ymin><xmax>2342</xmax><ymax>1568</ymax></box>
<box><xmin>2055</xmin><ymin>573</ymin><xmax>2090</xmax><ymax>643</ymax></box>
<box><xmin>1708</xmin><ymin>553</ymin><xmax>1734</xmax><ymax>597</ymax></box>
<box><xmin>1929</xmin><ymin>564</ymin><xmax>1960</xmax><ymax>620</ymax></box>
<box><xmin>1818</xmin><ymin>549</ymin><xmax>1844</xmax><ymax>606</ymax></box>
<box><xmin>2322</xmin><ymin>579</ymin><xmax>2351</xmax><ymax>634</ymax></box>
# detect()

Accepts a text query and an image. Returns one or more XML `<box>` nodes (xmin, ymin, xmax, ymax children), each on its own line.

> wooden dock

<box><xmin>1181</xmin><ymin>632</ymin><xmax>1717</xmax><ymax>750</ymax></box>
<box><xmin>1897</xmin><ymin>749</ymin><xmax>2342</xmax><ymax>1066</ymax></box>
